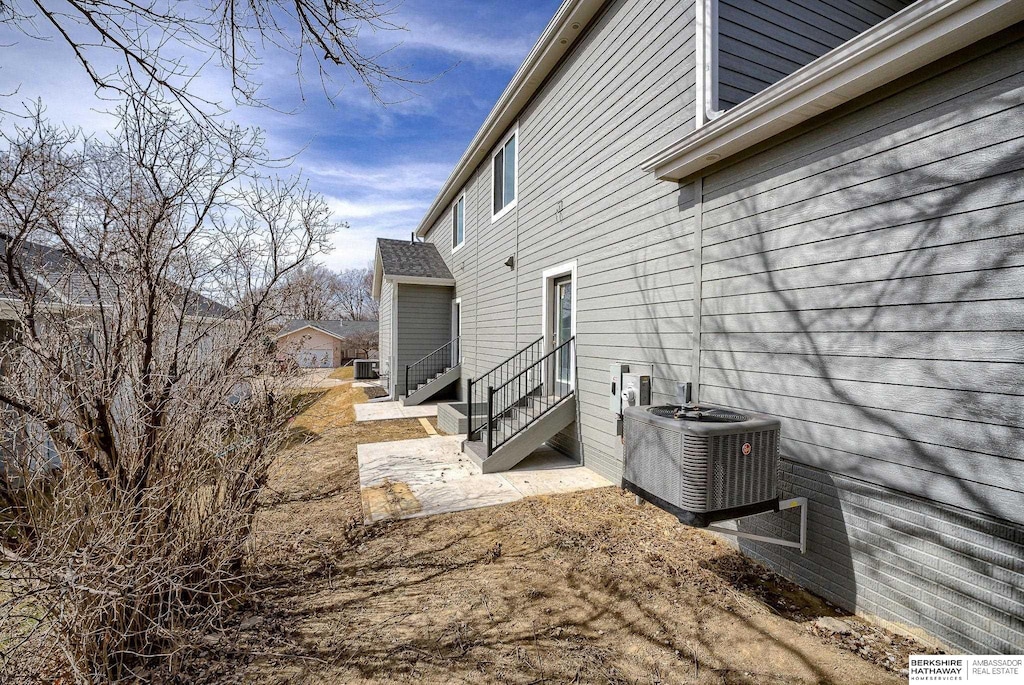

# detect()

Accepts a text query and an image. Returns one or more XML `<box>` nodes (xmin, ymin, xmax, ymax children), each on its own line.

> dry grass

<box><xmin>288</xmin><ymin>383</ymin><xmax>365</xmax><ymax>435</ymax></box>
<box><xmin>182</xmin><ymin>388</ymin><xmax>932</xmax><ymax>684</ymax></box>
<box><xmin>329</xmin><ymin>366</ymin><xmax>355</xmax><ymax>380</ymax></box>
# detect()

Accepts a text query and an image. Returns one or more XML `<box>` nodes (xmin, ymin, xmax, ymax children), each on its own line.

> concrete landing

<box><xmin>357</xmin><ymin>436</ymin><xmax>612</xmax><ymax>523</ymax></box>
<box><xmin>354</xmin><ymin>401</ymin><xmax>439</xmax><ymax>422</ymax></box>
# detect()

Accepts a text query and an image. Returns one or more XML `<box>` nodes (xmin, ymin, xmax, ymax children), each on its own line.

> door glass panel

<box><xmin>555</xmin><ymin>277</ymin><xmax>572</xmax><ymax>388</ymax></box>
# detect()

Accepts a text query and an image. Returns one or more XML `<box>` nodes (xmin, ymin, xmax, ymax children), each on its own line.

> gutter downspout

<box><xmin>695</xmin><ymin>0</ymin><xmax>724</xmax><ymax>127</ymax></box>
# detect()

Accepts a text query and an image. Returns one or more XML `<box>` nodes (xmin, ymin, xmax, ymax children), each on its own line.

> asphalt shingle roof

<box><xmin>0</xmin><ymin>234</ymin><xmax>232</xmax><ymax>318</ymax></box>
<box><xmin>376</xmin><ymin>238</ymin><xmax>454</xmax><ymax>280</ymax></box>
<box><xmin>277</xmin><ymin>319</ymin><xmax>378</xmax><ymax>339</ymax></box>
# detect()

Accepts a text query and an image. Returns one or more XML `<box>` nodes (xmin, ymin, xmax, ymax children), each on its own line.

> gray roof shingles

<box><xmin>0</xmin><ymin>235</ymin><xmax>232</xmax><ymax>318</ymax></box>
<box><xmin>277</xmin><ymin>319</ymin><xmax>378</xmax><ymax>339</ymax></box>
<box><xmin>376</xmin><ymin>238</ymin><xmax>453</xmax><ymax>280</ymax></box>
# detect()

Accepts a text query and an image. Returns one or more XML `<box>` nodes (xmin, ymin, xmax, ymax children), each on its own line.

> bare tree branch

<box><xmin>0</xmin><ymin>95</ymin><xmax>336</xmax><ymax>681</ymax></box>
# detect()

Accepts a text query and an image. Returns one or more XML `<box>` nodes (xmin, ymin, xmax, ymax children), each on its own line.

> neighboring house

<box><xmin>275</xmin><ymin>319</ymin><xmax>379</xmax><ymax>368</ymax></box>
<box><xmin>1</xmin><ymin>235</ymin><xmax>232</xmax><ymax>469</ymax></box>
<box><xmin>372</xmin><ymin>0</ymin><xmax>1024</xmax><ymax>654</ymax></box>
<box><xmin>1</xmin><ymin>234</ymin><xmax>232</xmax><ymax>321</ymax></box>
<box><xmin>372</xmin><ymin>238</ymin><xmax>457</xmax><ymax>400</ymax></box>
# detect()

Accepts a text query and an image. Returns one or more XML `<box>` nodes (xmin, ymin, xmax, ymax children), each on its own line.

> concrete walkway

<box><xmin>354</xmin><ymin>401</ymin><xmax>439</xmax><ymax>422</ymax></box>
<box><xmin>357</xmin><ymin>435</ymin><xmax>613</xmax><ymax>523</ymax></box>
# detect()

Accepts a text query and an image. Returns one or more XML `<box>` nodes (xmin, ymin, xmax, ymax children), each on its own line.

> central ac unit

<box><xmin>623</xmin><ymin>403</ymin><xmax>781</xmax><ymax>527</ymax></box>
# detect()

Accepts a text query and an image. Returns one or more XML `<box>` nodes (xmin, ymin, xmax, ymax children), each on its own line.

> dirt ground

<box><xmin>190</xmin><ymin>383</ymin><xmax>935</xmax><ymax>684</ymax></box>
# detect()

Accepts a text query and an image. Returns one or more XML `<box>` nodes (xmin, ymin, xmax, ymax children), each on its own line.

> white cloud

<box><xmin>379</xmin><ymin>17</ymin><xmax>536</xmax><ymax>69</ymax></box>
<box><xmin>304</xmin><ymin>159</ymin><xmax>453</xmax><ymax>193</ymax></box>
<box><xmin>0</xmin><ymin>2</ymin><xmax>555</xmax><ymax>278</ymax></box>
<box><xmin>325</xmin><ymin>196</ymin><xmax>423</xmax><ymax>220</ymax></box>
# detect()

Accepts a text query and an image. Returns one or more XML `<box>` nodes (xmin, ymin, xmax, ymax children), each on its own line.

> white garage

<box><xmin>294</xmin><ymin>349</ymin><xmax>333</xmax><ymax>368</ymax></box>
<box><xmin>276</xmin><ymin>319</ymin><xmax>379</xmax><ymax>369</ymax></box>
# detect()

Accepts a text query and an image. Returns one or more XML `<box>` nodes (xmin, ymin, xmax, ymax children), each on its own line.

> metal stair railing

<box><xmin>484</xmin><ymin>337</ymin><xmax>575</xmax><ymax>456</ymax></box>
<box><xmin>404</xmin><ymin>336</ymin><xmax>460</xmax><ymax>397</ymax></box>
<box><xmin>466</xmin><ymin>336</ymin><xmax>543</xmax><ymax>439</ymax></box>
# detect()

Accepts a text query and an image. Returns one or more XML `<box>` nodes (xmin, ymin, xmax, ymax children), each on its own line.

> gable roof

<box><xmin>276</xmin><ymin>319</ymin><xmax>378</xmax><ymax>341</ymax></box>
<box><xmin>413</xmin><ymin>0</ymin><xmax>606</xmax><ymax>239</ymax></box>
<box><xmin>372</xmin><ymin>238</ymin><xmax>455</xmax><ymax>298</ymax></box>
<box><xmin>0</xmin><ymin>234</ymin><xmax>232</xmax><ymax>318</ymax></box>
<box><xmin>376</xmin><ymin>239</ymin><xmax>454</xmax><ymax>280</ymax></box>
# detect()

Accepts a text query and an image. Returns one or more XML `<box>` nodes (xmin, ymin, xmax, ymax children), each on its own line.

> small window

<box><xmin>492</xmin><ymin>128</ymin><xmax>517</xmax><ymax>218</ymax></box>
<box><xmin>452</xmin><ymin>195</ymin><xmax>465</xmax><ymax>250</ymax></box>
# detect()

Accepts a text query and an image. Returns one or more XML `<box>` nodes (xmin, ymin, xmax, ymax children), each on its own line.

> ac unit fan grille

<box><xmin>623</xmin><ymin>417</ymin><xmax>682</xmax><ymax>506</ymax></box>
<box><xmin>708</xmin><ymin>430</ymin><xmax>778</xmax><ymax>510</ymax></box>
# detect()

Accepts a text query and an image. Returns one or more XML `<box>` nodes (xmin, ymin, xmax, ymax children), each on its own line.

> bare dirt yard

<box><xmin>190</xmin><ymin>383</ymin><xmax>935</xmax><ymax>684</ymax></box>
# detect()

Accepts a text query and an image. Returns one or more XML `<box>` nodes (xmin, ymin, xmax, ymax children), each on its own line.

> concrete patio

<box><xmin>354</xmin><ymin>400</ymin><xmax>440</xmax><ymax>422</ymax></box>
<box><xmin>357</xmin><ymin>435</ymin><xmax>613</xmax><ymax>523</ymax></box>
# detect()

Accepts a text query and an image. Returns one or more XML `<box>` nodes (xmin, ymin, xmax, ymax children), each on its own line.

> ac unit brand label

<box><xmin>741</xmin><ymin>442</ymin><xmax>752</xmax><ymax>456</ymax></box>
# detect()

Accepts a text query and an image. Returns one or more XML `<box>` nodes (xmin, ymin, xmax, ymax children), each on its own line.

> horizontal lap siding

<box><xmin>717</xmin><ymin>0</ymin><xmax>914</xmax><ymax>109</ymax></box>
<box><xmin>379</xmin><ymin>281</ymin><xmax>393</xmax><ymax>391</ymax></box>
<box><xmin>515</xmin><ymin>0</ymin><xmax>697</xmax><ymax>482</ymax></box>
<box><xmin>395</xmin><ymin>284</ymin><xmax>453</xmax><ymax>395</ymax></box>
<box><xmin>423</xmin><ymin>0</ymin><xmax>697</xmax><ymax>481</ymax></box>
<box><xmin>699</xmin><ymin>33</ymin><xmax>1024</xmax><ymax>524</ymax></box>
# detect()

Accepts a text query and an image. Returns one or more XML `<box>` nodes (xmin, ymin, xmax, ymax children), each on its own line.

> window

<box><xmin>492</xmin><ymin>127</ymin><xmax>517</xmax><ymax>219</ymax></box>
<box><xmin>452</xmin><ymin>195</ymin><xmax>465</xmax><ymax>251</ymax></box>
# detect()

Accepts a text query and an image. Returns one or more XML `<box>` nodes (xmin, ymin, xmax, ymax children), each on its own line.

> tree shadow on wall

<box><xmin>691</xmin><ymin>52</ymin><xmax>1024</xmax><ymax>650</ymax></box>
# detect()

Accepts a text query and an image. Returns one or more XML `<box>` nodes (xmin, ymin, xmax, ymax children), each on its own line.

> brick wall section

<box><xmin>734</xmin><ymin>460</ymin><xmax>1024</xmax><ymax>654</ymax></box>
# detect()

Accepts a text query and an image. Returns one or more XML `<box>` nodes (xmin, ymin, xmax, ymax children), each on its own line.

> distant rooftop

<box><xmin>277</xmin><ymin>319</ymin><xmax>378</xmax><ymax>340</ymax></box>
<box><xmin>0</xmin><ymin>234</ymin><xmax>231</xmax><ymax>318</ymax></box>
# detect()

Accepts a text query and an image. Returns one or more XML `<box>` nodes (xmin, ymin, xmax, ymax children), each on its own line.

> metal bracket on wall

<box><xmin>705</xmin><ymin>497</ymin><xmax>808</xmax><ymax>554</ymax></box>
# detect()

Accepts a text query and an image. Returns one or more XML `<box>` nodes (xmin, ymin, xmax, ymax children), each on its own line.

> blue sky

<box><xmin>0</xmin><ymin>0</ymin><xmax>562</xmax><ymax>271</ymax></box>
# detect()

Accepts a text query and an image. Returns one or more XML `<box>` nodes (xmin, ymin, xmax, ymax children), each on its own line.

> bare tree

<box><xmin>335</xmin><ymin>266</ymin><xmax>377</xmax><ymax>321</ymax></box>
<box><xmin>277</xmin><ymin>262</ymin><xmax>344</xmax><ymax>321</ymax></box>
<box><xmin>344</xmin><ymin>327</ymin><xmax>378</xmax><ymax>358</ymax></box>
<box><xmin>0</xmin><ymin>0</ymin><xmax>416</xmax><ymax>120</ymax></box>
<box><xmin>0</xmin><ymin>96</ymin><xmax>335</xmax><ymax>681</ymax></box>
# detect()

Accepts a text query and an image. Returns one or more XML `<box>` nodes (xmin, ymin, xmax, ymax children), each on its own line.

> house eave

<box><xmin>383</xmin><ymin>275</ymin><xmax>456</xmax><ymax>288</ymax></box>
<box><xmin>275</xmin><ymin>323</ymin><xmax>346</xmax><ymax>341</ymax></box>
<box><xmin>413</xmin><ymin>0</ymin><xmax>607</xmax><ymax>238</ymax></box>
<box><xmin>641</xmin><ymin>0</ymin><xmax>1024</xmax><ymax>182</ymax></box>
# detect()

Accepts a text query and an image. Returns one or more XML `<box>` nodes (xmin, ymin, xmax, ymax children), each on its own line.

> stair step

<box><xmin>411</xmin><ymin>366</ymin><xmax>456</xmax><ymax>392</ymax></box>
<box><xmin>470</xmin><ymin>395</ymin><xmax>571</xmax><ymax>441</ymax></box>
<box><xmin>463</xmin><ymin>393</ymin><xmax>576</xmax><ymax>472</ymax></box>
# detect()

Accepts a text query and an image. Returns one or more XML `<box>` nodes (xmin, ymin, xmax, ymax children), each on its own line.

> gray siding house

<box><xmin>372</xmin><ymin>238</ymin><xmax>458</xmax><ymax>400</ymax></box>
<box><xmin>373</xmin><ymin>0</ymin><xmax>1024</xmax><ymax>654</ymax></box>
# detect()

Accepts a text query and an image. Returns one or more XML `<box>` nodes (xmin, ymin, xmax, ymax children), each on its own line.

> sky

<box><xmin>0</xmin><ymin>0</ymin><xmax>563</xmax><ymax>272</ymax></box>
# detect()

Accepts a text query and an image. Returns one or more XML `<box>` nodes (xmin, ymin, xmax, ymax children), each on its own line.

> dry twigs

<box><xmin>0</xmin><ymin>96</ymin><xmax>335</xmax><ymax>682</ymax></box>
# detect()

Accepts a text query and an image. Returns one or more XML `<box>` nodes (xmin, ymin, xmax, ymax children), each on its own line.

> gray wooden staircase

<box><xmin>402</xmin><ymin>337</ymin><xmax>460</xmax><ymax>407</ymax></box>
<box><xmin>463</xmin><ymin>337</ymin><xmax>576</xmax><ymax>473</ymax></box>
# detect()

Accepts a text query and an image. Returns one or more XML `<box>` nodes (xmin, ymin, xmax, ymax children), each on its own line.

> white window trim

<box><xmin>452</xmin><ymin>193</ymin><xmax>466</xmax><ymax>253</ymax></box>
<box><xmin>539</xmin><ymin>260</ymin><xmax>578</xmax><ymax>389</ymax></box>
<box><xmin>490</xmin><ymin>123</ymin><xmax>519</xmax><ymax>223</ymax></box>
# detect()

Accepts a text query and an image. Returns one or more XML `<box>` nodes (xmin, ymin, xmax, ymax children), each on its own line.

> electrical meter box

<box><xmin>621</xmin><ymin>372</ymin><xmax>652</xmax><ymax>409</ymax></box>
<box><xmin>609</xmin><ymin>364</ymin><xmax>630</xmax><ymax>414</ymax></box>
<box><xmin>610</xmin><ymin>363</ymin><xmax>653</xmax><ymax>415</ymax></box>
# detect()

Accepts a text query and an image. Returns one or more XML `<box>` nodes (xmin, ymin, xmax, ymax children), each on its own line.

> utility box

<box><xmin>621</xmin><ymin>372</ymin><xmax>651</xmax><ymax>409</ymax></box>
<box><xmin>609</xmin><ymin>363</ymin><xmax>630</xmax><ymax>414</ymax></box>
